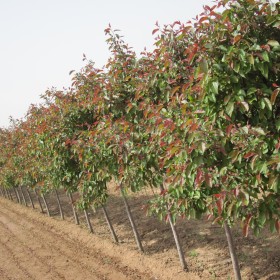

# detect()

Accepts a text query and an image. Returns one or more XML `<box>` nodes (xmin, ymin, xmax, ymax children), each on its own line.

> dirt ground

<box><xmin>0</xmin><ymin>186</ymin><xmax>279</xmax><ymax>280</ymax></box>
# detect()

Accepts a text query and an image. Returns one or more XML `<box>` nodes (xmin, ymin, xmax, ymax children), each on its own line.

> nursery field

<box><xmin>0</xmin><ymin>1</ymin><xmax>279</xmax><ymax>280</ymax></box>
<box><xmin>0</xmin><ymin>187</ymin><xmax>279</xmax><ymax>280</ymax></box>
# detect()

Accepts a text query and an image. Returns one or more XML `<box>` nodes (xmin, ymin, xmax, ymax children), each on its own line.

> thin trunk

<box><xmin>0</xmin><ymin>187</ymin><xmax>3</xmax><ymax>196</ymax></box>
<box><xmin>224</xmin><ymin>222</ymin><xmax>242</xmax><ymax>280</ymax></box>
<box><xmin>15</xmin><ymin>188</ymin><xmax>22</xmax><ymax>204</ymax></box>
<box><xmin>26</xmin><ymin>188</ymin><xmax>35</xmax><ymax>209</ymax></box>
<box><xmin>121</xmin><ymin>188</ymin><xmax>144</xmax><ymax>252</ymax></box>
<box><xmin>68</xmin><ymin>193</ymin><xmax>79</xmax><ymax>225</ymax></box>
<box><xmin>13</xmin><ymin>187</ymin><xmax>20</xmax><ymax>203</ymax></box>
<box><xmin>84</xmin><ymin>209</ymin><xmax>93</xmax><ymax>233</ymax></box>
<box><xmin>102</xmin><ymin>205</ymin><xmax>118</xmax><ymax>243</ymax></box>
<box><xmin>2</xmin><ymin>188</ymin><xmax>6</xmax><ymax>197</ymax></box>
<box><xmin>159</xmin><ymin>185</ymin><xmax>187</xmax><ymax>271</ymax></box>
<box><xmin>7</xmin><ymin>189</ymin><xmax>13</xmax><ymax>201</ymax></box>
<box><xmin>34</xmin><ymin>189</ymin><xmax>44</xmax><ymax>213</ymax></box>
<box><xmin>20</xmin><ymin>186</ymin><xmax>28</xmax><ymax>206</ymax></box>
<box><xmin>167</xmin><ymin>212</ymin><xmax>187</xmax><ymax>270</ymax></box>
<box><xmin>6</xmin><ymin>189</ymin><xmax>11</xmax><ymax>200</ymax></box>
<box><xmin>55</xmin><ymin>190</ymin><xmax>64</xmax><ymax>220</ymax></box>
<box><xmin>4</xmin><ymin>188</ymin><xmax>8</xmax><ymax>199</ymax></box>
<box><xmin>42</xmin><ymin>193</ymin><xmax>51</xmax><ymax>217</ymax></box>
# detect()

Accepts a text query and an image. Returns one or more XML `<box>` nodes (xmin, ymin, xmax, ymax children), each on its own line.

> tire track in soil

<box><xmin>0</xmin><ymin>234</ymin><xmax>37</xmax><ymax>280</ymax></box>
<box><xmin>0</xmin><ymin>200</ymin><xmax>149</xmax><ymax>280</ymax></box>
<box><xmin>0</xmin><ymin>207</ymin><xmax>142</xmax><ymax>279</ymax></box>
<box><xmin>0</xmin><ymin>259</ymin><xmax>19</xmax><ymax>280</ymax></box>
<box><xmin>0</xmin><ymin>219</ymin><xmax>68</xmax><ymax>280</ymax></box>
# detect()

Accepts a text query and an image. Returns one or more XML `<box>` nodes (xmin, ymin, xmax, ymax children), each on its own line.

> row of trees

<box><xmin>0</xmin><ymin>0</ymin><xmax>279</xmax><ymax>278</ymax></box>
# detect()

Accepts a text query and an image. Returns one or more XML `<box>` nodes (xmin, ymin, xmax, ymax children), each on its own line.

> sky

<box><xmin>0</xmin><ymin>0</ymin><xmax>220</xmax><ymax>127</ymax></box>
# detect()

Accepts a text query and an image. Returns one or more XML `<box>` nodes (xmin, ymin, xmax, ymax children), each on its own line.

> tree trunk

<box><xmin>224</xmin><ymin>222</ymin><xmax>242</xmax><ymax>280</ymax></box>
<box><xmin>8</xmin><ymin>189</ymin><xmax>14</xmax><ymax>201</ymax></box>
<box><xmin>102</xmin><ymin>205</ymin><xmax>118</xmax><ymax>243</ymax></box>
<box><xmin>55</xmin><ymin>190</ymin><xmax>64</xmax><ymax>220</ymax></box>
<box><xmin>26</xmin><ymin>188</ymin><xmax>35</xmax><ymax>209</ymax></box>
<box><xmin>13</xmin><ymin>187</ymin><xmax>20</xmax><ymax>203</ymax></box>
<box><xmin>84</xmin><ymin>209</ymin><xmax>93</xmax><ymax>233</ymax></box>
<box><xmin>15</xmin><ymin>187</ymin><xmax>22</xmax><ymax>204</ymax></box>
<box><xmin>121</xmin><ymin>188</ymin><xmax>144</xmax><ymax>252</ymax></box>
<box><xmin>34</xmin><ymin>189</ymin><xmax>44</xmax><ymax>213</ymax></box>
<box><xmin>159</xmin><ymin>185</ymin><xmax>187</xmax><ymax>271</ymax></box>
<box><xmin>20</xmin><ymin>186</ymin><xmax>28</xmax><ymax>206</ymax></box>
<box><xmin>68</xmin><ymin>192</ymin><xmax>79</xmax><ymax>225</ymax></box>
<box><xmin>42</xmin><ymin>193</ymin><xmax>51</xmax><ymax>217</ymax></box>
<box><xmin>4</xmin><ymin>188</ymin><xmax>9</xmax><ymax>199</ymax></box>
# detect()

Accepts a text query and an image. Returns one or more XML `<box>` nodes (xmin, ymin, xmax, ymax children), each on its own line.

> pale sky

<box><xmin>0</xmin><ymin>0</ymin><xmax>217</xmax><ymax>127</ymax></box>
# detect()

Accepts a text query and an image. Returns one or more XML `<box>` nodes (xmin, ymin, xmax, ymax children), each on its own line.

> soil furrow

<box><xmin>0</xmin><ymin>209</ymin><xmax>115</xmax><ymax>280</ymax></box>
<box><xmin>0</xmin><ymin>198</ymin><xmax>150</xmax><ymax>280</ymax></box>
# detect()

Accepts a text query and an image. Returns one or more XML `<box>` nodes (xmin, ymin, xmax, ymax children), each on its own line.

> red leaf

<box><xmin>195</xmin><ymin>168</ymin><xmax>204</xmax><ymax>188</ymax></box>
<box><xmin>256</xmin><ymin>173</ymin><xmax>262</xmax><ymax>183</ymax></box>
<box><xmin>205</xmin><ymin>173</ymin><xmax>212</xmax><ymax>187</ymax></box>
<box><xmin>243</xmin><ymin>214</ymin><xmax>252</xmax><ymax>237</ymax></box>
<box><xmin>160</xmin><ymin>189</ymin><xmax>168</xmax><ymax>196</ymax></box>
<box><xmin>216</xmin><ymin>199</ymin><xmax>223</xmax><ymax>215</ymax></box>
<box><xmin>187</xmin><ymin>51</ymin><xmax>195</xmax><ymax>63</ymax></box>
<box><xmin>199</xmin><ymin>16</ymin><xmax>208</xmax><ymax>23</ymax></box>
<box><xmin>206</xmin><ymin>214</ymin><xmax>213</xmax><ymax>221</ymax></box>
<box><xmin>152</xmin><ymin>28</ymin><xmax>159</xmax><ymax>35</ymax></box>
<box><xmin>271</xmin><ymin>88</ymin><xmax>279</xmax><ymax>105</ymax></box>
<box><xmin>226</xmin><ymin>124</ymin><xmax>234</xmax><ymax>137</ymax></box>
<box><xmin>233</xmin><ymin>188</ymin><xmax>239</xmax><ymax>197</ymax></box>
<box><xmin>244</xmin><ymin>152</ymin><xmax>256</xmax><ymax>159</ymax></box>
<box><xmin>189</xmin><ymin>123</ymin><xmax>199</xmax><ymax>132</ymax></box>
<box><xmin>276</xmin><ymin>220</ymin><xmax>280</xmax><ymax>234</ymax></box>
<box><xmin>221</xmin><ymin>175</ymin><xmax>227</xmax><ymax>184</ymax></box>
<box><xmin>209</xmin><ymin>10</ymin><xmax>221</xmax><ymax>19</ymax></box>
<box><xmin>243</xmin><ymin>223</ymin><xmax>249</xmax><ymax>237</ymax></box>
<box><xmin>233</xmin><ymin>35</ymin><xmax>242</xmax><ymax>45</ymax></box>
<box><xmin>204</xmin><ymin>5</ymin><xmax>211</xmax><ymax>11</ymax></box>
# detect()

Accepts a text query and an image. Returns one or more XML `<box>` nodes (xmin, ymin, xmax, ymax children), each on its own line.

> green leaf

<box><xmin>239</xmin><ymin>101</ymin><xmax>249</xmax><ymax>112</ymax></box>
<box><xmin>263</xmin><ymin>98</ymin><xmax>272</xmax><ymax>111</ymax></box>
<box><xmin>276</xmin><ymin>119</ymin><xmax>280</xmax><ymax>131</ymax></box>
<box><xmin>270</xmin><ymin>219</ymin><xmax>276</xmax><ymax>233</ymax></box>
<box><xmin>267</xmin><ymin>40</ymin><xmax>279</xmax><ymax>47</ymax></box>
<box><xmin>260</xmin><ymin>99</ymin><xmax>266</xmax><ymax>109</ymax></box>
<box><xmin>258</xmin><ymin>62</ymin><xmax>268</xmax><ymax>79</ymax></box>
<box><xmin>199</xmin><ymin>58</ymin><xmax>208</xmax><ymax>73</ymax></box>
<box><xmin>210</xmin><ymin>81</ymin><xmax>219</xmax><ymax>95</ymax></box>
<box><xmin>259</xmin><ymin>210</ymin><xmax>266</xmax><ymax>226</ymax></box>
<box><xmin>268</xmin><ymin>175</ymin><xmax>278</xmax><ymax>192</ymax></box>
<box><xmin>226</xmin><ymin>101</ymin><xmax>235</xmax><ymax>117</ymax></box>
<box><xmin>252</xmin><ymin>127</ymin><xmax>266</xmax><ymax>135</ymax></box>
<box><xmin>198</xmin><ymin>142</ymin><xmax>206</xmax><ymax>153</ymax></box>
<box><xmin>261</xmin><ymin>52</ymin><xmax>269</xmax><ymax>62</ymax></box>
<box><xmin>233</xmin><ymin>62</ymin><xmax>240</xmax><ymax>73</ymax></box>
<box><xmin>230</xmin><ymin>150</ymin><xmax>239</xmax><ymax>163</ymax></box>
<box><xmin>273</xmin><ymin>21</ymin><xmax>280</xmax><ymax>28</ymax></box>
<box><xmin>248</xmin><ymin>54</ymin><xmax>254</xmax><ymax>65</ymax></box>
<box><xmin>241</xmin><ymin>126</ymin><xmax>249</xmax><ymax>134</ymax></box>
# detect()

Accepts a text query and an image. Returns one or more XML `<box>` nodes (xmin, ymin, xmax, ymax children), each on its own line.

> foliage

<box><xmin>0</xmin><ymin>0</ymin><xmax>279</xmax><ymax>235</ymax></box>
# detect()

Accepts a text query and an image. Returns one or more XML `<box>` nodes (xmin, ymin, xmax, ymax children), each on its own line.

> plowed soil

<box><xmin>0</xmin><ymin>187</ymin><xmax>279</xmax><ymax>280</ymax></box>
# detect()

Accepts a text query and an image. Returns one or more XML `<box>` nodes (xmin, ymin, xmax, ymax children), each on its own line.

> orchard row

<box><xmin>0</xmin><ymin>1</ymin><xmax>279</xmax><ymax>278</ymax></box>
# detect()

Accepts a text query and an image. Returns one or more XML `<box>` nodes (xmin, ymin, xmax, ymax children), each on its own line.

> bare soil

<box><xmin>0</xmin><ymin>186</ymin><xmax>279</xmax><ymax>280</ymax></box>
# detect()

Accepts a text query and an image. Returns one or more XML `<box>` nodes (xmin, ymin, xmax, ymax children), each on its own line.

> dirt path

<box><xmin>0</xmin><ymin>197</ymin><xmax>155</xmax><ymax>280</ymax></box>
